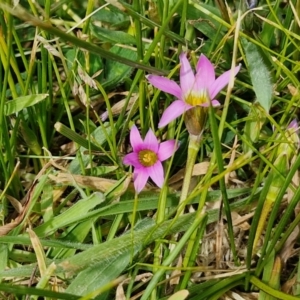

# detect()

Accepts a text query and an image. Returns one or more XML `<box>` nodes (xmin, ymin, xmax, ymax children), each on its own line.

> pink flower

<box><xmin>123</xmin><ymin>125</ymin><xmax>178</xmax><ymax>193</ymax></box>
<box><xmin>272</xmin><ymin>119</ymin><xmax>299</xmax><ymax>161</ymax></box>
<box><xmin>287</xmin><ymin>119</ymin><xmax>299</xmax><ymax>149</ymax></box>
<box><xmin>147</xmin><ymin>53</ymin><xmax>240</xmax><ymax>128</ymax></box>
<box><xmin>288</xmin><ymin>119</ymin><xmax>298</xmax><ymax>131</ymax></box>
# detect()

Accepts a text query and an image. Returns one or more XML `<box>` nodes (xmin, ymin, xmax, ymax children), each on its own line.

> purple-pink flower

<box><xmin>147</xmin><ymin>53</ymin><xmax>240</xmax><ymax>128</ymax></box>
<box><xmin>123</xmin><ymin>125</ymin><xmax>178</xmax><ymax>193</ymax></box>
<box><xmin>286</xmin><ymin>119</ymin><xmax>299</xmax><ymax>149</ymax></box>
<box><xmin>288</xmin><ymin>119</ymin><xmax>298</xmax><ymax>131</ymax></box>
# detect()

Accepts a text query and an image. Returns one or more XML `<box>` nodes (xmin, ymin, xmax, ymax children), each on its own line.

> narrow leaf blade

<box><xmin>5</xmin><ymin>94</ymin><xmax>48</xmax><ymax>115</ymax></box>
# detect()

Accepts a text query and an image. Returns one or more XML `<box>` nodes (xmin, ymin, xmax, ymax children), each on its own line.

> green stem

<box><xmin>178</xmin><ymin>134</ymin><xmax>201</xmax><ymax>210</ymax></box>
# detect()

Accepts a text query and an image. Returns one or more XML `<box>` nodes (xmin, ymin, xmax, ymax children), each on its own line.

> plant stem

<box><xmin>178</xmin><ymin>134</ymin><xmax>201</xmax><ymax>211</ymax></box>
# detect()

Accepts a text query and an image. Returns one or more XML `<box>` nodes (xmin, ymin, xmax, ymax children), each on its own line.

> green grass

<box><xmin>0</xmin><ymin>0</ymin><xmax>300</xmax><ymax>299</ymax></box>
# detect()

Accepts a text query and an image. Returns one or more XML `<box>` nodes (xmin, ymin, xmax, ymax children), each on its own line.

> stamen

<box><xmin>185</xmin><ymin>90</ymin><xmax>209</xmax><ymax>106</ymax></box>
<box><xmin>138</xmin><ymin>150</ymin><xmax>158</xmax><ymax>167</ymax></box>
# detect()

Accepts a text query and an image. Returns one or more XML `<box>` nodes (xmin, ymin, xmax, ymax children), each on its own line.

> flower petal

<box><xmin>195</xmin><ymin>54</ymin><xmax>215</xmax><ymax>90</ymax></box>
<box><xmin>143</xmin><ymin>129</ymin><xmax>159</xmax><ymax>152</ymax></box>
<box><xmin>209</xmin><ymin>64</ymin><xmax>241</xmax><ymax>99</ymax></box>
<box><xmin>158</xmin><ymin>100</ymin><xmax>192</xmax><ymax>128</ymax></box>
<box><xmin>146</xmin><ymin>75</ymin><xmax>182</xmax><ymax>99</ymax></box>
<box><xmin>199</xmin><ymin>102</ymin><xmax>209</xmax><ymax>107</ymax></box>
<box><xmin>148</xmin><ymin>161</ymin><xmax>164</xmax><ymax>188</ymax></box>
<box><xmin>100</xmin><ymin>111</ymin><xmax>108</xmax><ymax>121</ymax></box>
<box><xmin>179</xmin><ymin>53</ymin><xmax>195</xmax><ymax>96</ymax></box>
<box><xmin>288</xmin><ymin>119</ymin><xmax>298</xmax><ymax>130</ymax></box>
<box><xmin>211</xmin><ymin>100</ymin><xmax>221</xmax><ymax>106</ymax></box>
<box><xmin>123</xmin><ymin>152</ymin><xmax>140</xmax><ymax>168</ymax></box>
<box><xmin>133</xmin><ymin>169</ymin><xmax>149</xmax><ymax>193</ymax></box>
<box><xmin>130</xmin><ymin>125</ymin><xmax>144</xmax><ymax>152</ymax></box>
<box><xmin>157</xmin><ymin>140</ymin><xmax>178</xmax><ymax>161</ymax></box>
<box><xmin>200</xmin><ymin>99</ymin><xmax>220</xmax><ymax>107</ymax></box>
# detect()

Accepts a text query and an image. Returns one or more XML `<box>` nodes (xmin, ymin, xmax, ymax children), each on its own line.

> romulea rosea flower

<box><xmin>147</xmin><ymin>53</ymin><xmax>240</xmax><ymax>135</ymax></box>
<box><xmin>277</xmin><ymin>119</ymin><xmax>299</xmax><ymax>157</ymax></box>
<box><xmin>123</xmin><ymin>125</ymin><xmax>178</xmax><ymax>193</ymax></box>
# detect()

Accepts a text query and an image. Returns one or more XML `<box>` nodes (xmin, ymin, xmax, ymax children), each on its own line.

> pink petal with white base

<box><xmin>211</xmin><ymin>100</ymin><xmax>221</xmax><ymax>106</ymax></box>
<box><xmin>146</xmin><ymin>75</ymin><xmax>182</xmax><ymax>99</ymax></box>
<box><xmin>158</xmin><ymin>140</ymin><xmax>178</xmax><ymax>161</ymax></box>
<box><xmin>148</xmin><ymin>162</ymin><xmax>164</xmax><ymax>188</ymax></box>
<box><xmin>100</xmin><ymin>111</ymin><xmax>108</xmax><ymax>122</ymax></box>
<box><xmin>133</xmin><ymin>169</ymin><xmax>149</xmax><ymax>193</ymax></box>
<box><xmin>199</xmin><ymin>100</ymin><xmax>221</xmax><ymax>107</ymax></box>
<box><xmin>209</xmin><ymin>65</ymin><xmax>241</xmax><ymax>99</ymax></box>
<box><xmin>158</xmin><ymin>100</ymin><xmax>192</xmax><ymax>128</ymax></box>
<box><xmin>123</xmin><ymin>152</ymin><xmax>140</xmax><ymax>167</ymax></box>
<box><xmin>195</xmin><ymin>55</ymin><xmax>215</xmax><ymax>90</ymax></box>
<box><xmin>130</xmin><ymin>125</ymin><xmax>143</xmax><ymax>152</ymax></box>
<box><xmin>288</xmin><ymin>119</ymin><xmax>298</xmax><ymax>130</ymax></box>
<box><xmin>143</xmin><ymin>129</ymin><xmax>159</xmax><ymax>152</ymax></box>
<box><xmin>179</xmin><ymin>53</ymin><xmax>195</xmax><ymax>96</ymax></box>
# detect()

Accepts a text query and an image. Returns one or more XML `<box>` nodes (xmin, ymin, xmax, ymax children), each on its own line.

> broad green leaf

<box><xmin>5</xmin><ymin>94</ymin><xmax>48</xmax><ymax>115</ymax></box>
<box><xmin>91</xmin><ymin>23</ymin><xmax>136</xmax><ymax>45</ymax></box>
<box><xmin>243</xmin><ymin>39</ymin><xmax>273</xmax><ymax>113</ymax></box>
<box><xmin>0</xmin><ymin>264</ymin><xmax>43</xmax><ymax>278</ymax></box>
<box><xmin>48</xmin><ymin>219</ymin><xmax>95</xmax><ymax>259</ymax></box>
<box><xmin>64</xmin><ymin>215</ymin><xmax>195</xmax><ymax>296</ymax></box>
<box><xmin>67</xmin><ymin>250</ymin><xmax>129</xmax><ymax>298</ymax></box>
<box><xmin>102</xmin><ymin>45</ymin><xmax>138</xmax><ymax>90</ymax></box>
<box><xmin>65</xmin><ymin>49</ymin><xmax>104</xmax><ymax>81</ymax></box>
<box><xmin>91</xmin><ymin>6</ymin><xmax>129</xmax><ymax>29</ymax></box>
<box><xmin>90</xmin><ymin>122</ymin><xmax>112</xmax><ymax>147</ymax></box>
<box><xmin>60</xmin><ymin>218</ymin><xmax>154</xmax><ymax>275</ymax></box>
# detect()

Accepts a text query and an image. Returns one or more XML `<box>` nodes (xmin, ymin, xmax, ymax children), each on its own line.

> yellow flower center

<box><xmin>185</xmin><ymin>90</ymin><xmax>209</xmax><ymax>106</ymax></box>
<box><xmin>138</xmin><ymin>150</ymin><xmax>158</xmax><ymax>167</ymax></box>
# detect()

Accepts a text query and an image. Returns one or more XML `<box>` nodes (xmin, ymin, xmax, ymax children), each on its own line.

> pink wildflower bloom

<box><xmin>288</xmin><ymin>119</ymin><xmax>298</xmax><ymax>131</ymax></box>
<box><xmin>273</xmin><ymin>119</ymin><xmax>299</xmax><ymax>161</ymax></box>
<box><xmin>123</xmin><ymin>126</ymin><xmax>178</xmax><ymax>193</ymax></box>
<box><xmin>147</xmin><ymin>53</ymin><xmax>241</xmax><ymax>128</ymax></box>
<box><xmin>287</xmin><ymin>119</ymin><xmax>300</xmax><ymax>149</ymax></box>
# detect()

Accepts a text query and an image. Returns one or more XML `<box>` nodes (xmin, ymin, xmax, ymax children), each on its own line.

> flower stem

<box><xmin>178</xmin><ymin>134</ymin><xmax>201</xmax><ymax>211</ymax></box>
